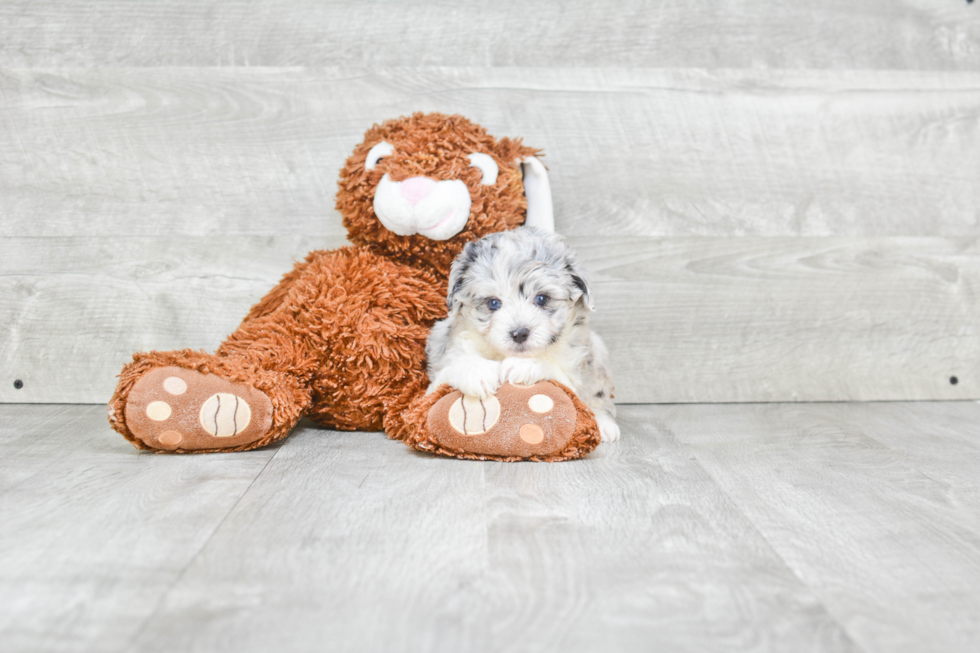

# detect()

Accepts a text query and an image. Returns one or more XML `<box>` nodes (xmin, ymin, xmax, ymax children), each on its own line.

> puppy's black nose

<box><xmin>510</xmin><ymin>327</ymin><xmax>530</xmax><ymax>344</ymax></box>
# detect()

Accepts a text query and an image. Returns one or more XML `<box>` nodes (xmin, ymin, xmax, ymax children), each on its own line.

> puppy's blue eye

<box><xmin>487</xmin><ymin>298</ymin><xmax>501</xmax><ymax>311</ymax></box>
<box><xmin>534</xmin><ymin>294</ymin><xmax>549</xmax><ymax>307</ymax></box>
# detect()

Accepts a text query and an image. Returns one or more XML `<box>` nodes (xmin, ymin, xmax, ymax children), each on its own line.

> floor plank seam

<box><xmin>657</xmin><ymin>416</ymin><xmax>870</xmax><ymax>652</ymax></box>
<box><xmin>121</xmin><ymin>445</ymin><xmax>283</xmax><ymax>651</ymax></box>
<box><xmin>2</xmin><ymin>406</ymin><xmax>108</xmax><ymax>495</ymax></box>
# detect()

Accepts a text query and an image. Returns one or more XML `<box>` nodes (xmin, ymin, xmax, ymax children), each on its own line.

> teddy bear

<box><xmin>108</xmin><ymin>112</ymin><xmax>601</xmax><ymax>461</ymax></box>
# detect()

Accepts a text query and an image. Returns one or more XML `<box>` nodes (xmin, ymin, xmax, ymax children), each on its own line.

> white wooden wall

<box><xmin>1</xmin><ymin>1</ymin><xmax>979</xmax><ymax>404</ymax></box>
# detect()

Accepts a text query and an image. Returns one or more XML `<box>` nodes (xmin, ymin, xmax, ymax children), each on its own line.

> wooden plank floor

<box><xmin>1</xmin><ymin>402</ymin><xmax>979</xmax><ymax>653</ymax></box>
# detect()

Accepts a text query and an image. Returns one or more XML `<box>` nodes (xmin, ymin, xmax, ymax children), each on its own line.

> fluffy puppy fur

<box><xmin>426</xmin><ymin>227</ymin><xmax>620</xmax><ymax>442</ymax></box>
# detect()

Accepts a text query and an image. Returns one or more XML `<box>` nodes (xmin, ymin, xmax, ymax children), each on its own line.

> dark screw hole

<box><xmin>13</xmin><ymin>379</ymin><xmax>24</xmax><ymax>389</ymax></box>
<box><xmin>950</xmin><ymin>376</ymin><xmax>959</xmax><ymax>385</ymax></box>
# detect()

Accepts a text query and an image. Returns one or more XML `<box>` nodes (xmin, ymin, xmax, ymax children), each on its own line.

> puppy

<box><xmin>426</xmin><ymin>227</ymin><xmax>620</xmax><ymax>442</ymax></box>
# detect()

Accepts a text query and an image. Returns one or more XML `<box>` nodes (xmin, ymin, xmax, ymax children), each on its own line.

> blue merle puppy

<box><xmin>426</xmin><ymin>226</ymin><xmax>619</xmax><ymax>442</ymax></box>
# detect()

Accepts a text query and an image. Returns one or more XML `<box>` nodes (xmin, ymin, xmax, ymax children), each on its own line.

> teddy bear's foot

<box><xmin>423</xmin><ymin>381</ymin><xmax>601</xmax><ymax>461</ymax></box>
<box><xmin>122</xmin><ymin>366</ymin><xmax>274</xmax><ymax>452</ymax></box>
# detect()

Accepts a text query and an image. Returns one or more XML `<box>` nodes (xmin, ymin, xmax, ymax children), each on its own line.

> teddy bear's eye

<box><xmin>534</xmin><ymin>294</ymin><xmax>549</xmax><ymax>308</ymax></box>
<box><xmin>366</xmin><ymin>141</ymin><xmax>394</xmax><ymax>171</ymax></box>
<box><xmin>487</xmin><ymin>298</ymin><xmax>502</xmax><ymax>311</ymax></box>
<box><xmin>468</xmin><ymin>153</ymin><xmax>498</xmax><ymax>186</ymax></box>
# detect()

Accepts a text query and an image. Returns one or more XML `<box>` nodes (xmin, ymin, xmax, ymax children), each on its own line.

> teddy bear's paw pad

<box><xmin>446</xmin><ymin>395</ymin><xmax>501</xmax><ymax>435</ymax></box>
<box><xmin>124</xmin><ymin>367</ymin><xmax>273</xmax><ymax>451</ymax></box>
<box><xmin>428</xmin><ymin>382</ymin><xmax>576</xmax><ymax>459</ymax></box>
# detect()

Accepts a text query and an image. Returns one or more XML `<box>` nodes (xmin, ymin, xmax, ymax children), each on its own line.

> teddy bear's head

<box><xmin>336</xmin><ymin>112</ymin><xmax>551</xmax><ymax>276</ymax></box>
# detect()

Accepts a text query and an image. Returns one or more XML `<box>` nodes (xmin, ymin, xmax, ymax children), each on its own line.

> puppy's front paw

<box><xmin>595</xmin><ymin>413</ymin><xmax>621</xmax><ymax>443</ymax></box>
<box><xmin>499</xmin><ymin>357</ymin><xmax>549</xmax><ymax>386</ymax></box>
<box><xmin>442</xmin><ymin>358</ymin><xmax>501</xmax><ymax>399</ymax></box>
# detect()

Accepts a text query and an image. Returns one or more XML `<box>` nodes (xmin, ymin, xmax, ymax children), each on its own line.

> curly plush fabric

<box><xmin>339</xmin><ymin>112</ymin><xmax>537</xmax><ymax>276</ymax></box>
<box><xmin>108</xmin><ymin>112</ymin><xmax>600</xmax><ymax>461</ymax></box>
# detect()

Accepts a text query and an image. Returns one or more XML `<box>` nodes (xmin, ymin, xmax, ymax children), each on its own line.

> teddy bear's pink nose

<box><xmin>399</xmin><ymin>176</ymin><xmax>437</xmax><ymax>206</ymax></box>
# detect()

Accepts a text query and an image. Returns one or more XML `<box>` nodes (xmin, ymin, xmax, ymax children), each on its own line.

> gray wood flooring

<box><xmin>2</xmin><ymin>402</ymin><xmax>979</xmax><ymax>652</ymax></box>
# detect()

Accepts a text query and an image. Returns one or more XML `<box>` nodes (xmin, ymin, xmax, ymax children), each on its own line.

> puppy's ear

<box><xmin>446</xmin><ymin>240</ymin><xmax>478</xmax><ymax>313</ymax></box>
<box><xmin>571</xmin><ymin>272</ymin><xmax>595</xmax><ymax>312</ymax></box>
<box><xmin>564</xmin><ymin>254</ymin><xmax>595</xmax><ymax>311</ymax></box>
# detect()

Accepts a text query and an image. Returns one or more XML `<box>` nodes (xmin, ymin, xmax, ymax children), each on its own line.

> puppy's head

<box><xmin>447</xmin><ymin>227</ymin><xmax>594</xmax><ymax>358</ymax></box>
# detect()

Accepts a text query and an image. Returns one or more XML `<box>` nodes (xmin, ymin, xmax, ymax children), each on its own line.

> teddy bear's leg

<box><xmin>388</xmin><ymin>381</ymin><xmax>602</xmax><ymax>462</ymax></box>
<box><xmin>109</xmin><ymin>246</ymin><xmax>443</xmax><ymax>453</ymax></box>
<box><xmin>108</xmin><ymin>345</ymin><xmax>312</xmax><ymax>453</ymax></box>
<box><xmin>108</xmin><ymin>261</ymin><xmax>330</xmax><ymax>453</ymax></box>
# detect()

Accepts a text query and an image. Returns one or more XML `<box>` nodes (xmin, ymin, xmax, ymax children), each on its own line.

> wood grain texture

<box><xmin>124</xmin><ymin>408</ymin><xmax>857</xmax><ymax>653</ymax></box>
<box><xmin>0</xmin><ymin>235</ymin><xmax>347</xmax><ymax>404</ymax></box>
<box><xmin>2</xmin><ymin>68</ymin><xmax>979</xmax><ymax>239</ymax></box>
<box><xmin>2</xmin><ymin>236</ymin><xmax>975</xmax><ymax>404</ymax></box>
<box><xmin>579</xmin><ymin>236</ymin><xmax>980</xmax><ymax>403</ymax></box>
<box><xmin>1</xmin><ymin>0</ymin><xmax>978</xmax><ymax>69</ymax></box>
<box><xmin>0</xmin><ymin>404</ymin><xmax>279</xmax><ymax>653</ymax></box>
<box><xmin>833</xmin><ymin>401</ymin><xmax>980</xmax><ymax>507</ymax></box>
<box><xmin>5</xmin><ymin>402</ymin><xmax>980</xmax><ymax>652</ymax></box>
<box><xmin>662</xmin><ymin>401</ymin><xmax>980</xmax><ymax>652</ymax></box>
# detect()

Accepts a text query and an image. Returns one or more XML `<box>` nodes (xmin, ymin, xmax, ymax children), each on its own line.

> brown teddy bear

<box><xmin>108</xmin><ymin>113</ymin><xmax>601</xmax><ymax>461</ymax></box>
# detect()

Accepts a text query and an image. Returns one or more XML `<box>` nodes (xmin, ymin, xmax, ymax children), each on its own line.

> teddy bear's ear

<box><xmin>520</xmin><ymin>157</ymin><xmax>554</xmax><ymax>233</ymax></box>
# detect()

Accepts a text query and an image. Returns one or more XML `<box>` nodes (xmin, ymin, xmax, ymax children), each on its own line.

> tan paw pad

<box><xmin>528</xmin><ymin>394</ymin><xmax>554</xmax><ymax>413</ymax></box>
<box><xmin>146</xmin><ymin>401</ymin><xmax>172</xmax><ymax>421</ymax></box>
<box><xmin>158</xmin><ymin>430</ymin><xmax>183</xmax><ymax>446</ymax></box>
<box><xmin>199</xmin><ymin>393</ymin><xmax>252</xmax><ymax>437</ymax></box>
<box><xmin>519</xmin><ymin>423</ymin><xmax>545</xmax><ymax>444</ymax></box>
<box><xmin>163</xmin><ymin>376</ymin><xmax>188</xmax><ymax>395</ymax></box>
<box><xmin>448</xmin><ymin>395</ymin><xmax>500</xmax><ymax>436</ymax></box>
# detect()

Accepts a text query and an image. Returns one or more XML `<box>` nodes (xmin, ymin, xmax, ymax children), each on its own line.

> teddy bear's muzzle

<box><xmin>373</xmin><ymin>173</ymin><xmax>472</xmax><ymax>240</ymax></box>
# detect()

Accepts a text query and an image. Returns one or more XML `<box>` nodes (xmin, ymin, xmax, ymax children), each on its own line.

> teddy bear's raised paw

<box><xmin>425</xmin><ymin>381</ymin><xmax>600</xmax><ymax>461</ymax></box>
<box><xmin>123</xmin><ymin>366</ymin><xmax>273</xmax><ymax>452</ymax></box>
